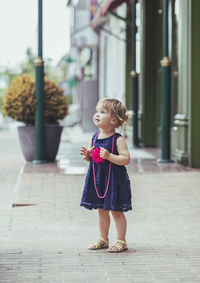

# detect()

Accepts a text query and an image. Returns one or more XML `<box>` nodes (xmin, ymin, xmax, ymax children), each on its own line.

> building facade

<box><xmin>68</xmin><ymin>0</ymin><xmax>200</xmax><ymax>168</ymax></box>
<box><xmin>67</xmin><ymin>0</ymin><xmax>99</xmax><ymax>131</ymax></box>
<box><xmin>138</xmin><ymin>0</ymin><xmax>200</xmax><ymax>167</ymax></box>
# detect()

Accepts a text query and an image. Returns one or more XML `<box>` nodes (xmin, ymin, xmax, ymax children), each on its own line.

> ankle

<box><xmin>100</xmin><ymin>235</ymin><xmax>109</xmax><ymax>241</ymax></box>
<box><xmin>117</xmin><ymin>238</ymin><xmax>126</xmax><ymax>242</ymax></box>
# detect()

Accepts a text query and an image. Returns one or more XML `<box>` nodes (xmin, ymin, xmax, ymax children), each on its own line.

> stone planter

<box><xmin>17</xmin><ymin>124</ymin><xmax>63</xmax><ymax>162</ymax></box>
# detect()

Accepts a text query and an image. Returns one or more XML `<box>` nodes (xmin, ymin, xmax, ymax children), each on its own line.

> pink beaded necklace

<box><xmin>92</xmin><ymin>132</ymin><xmax>115</xmax><ymax>199</ymax></box>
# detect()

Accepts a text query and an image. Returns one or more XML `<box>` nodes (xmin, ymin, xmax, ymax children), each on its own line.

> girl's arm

<box><xmin>100</xmin><ymin>136</ymin><xmax>130</xmax><ymax>166</ymax></box>
<box><xmin>80</xmin><ymin>139</ymin><xmax>94</xmax><ymax>162</ymax></box>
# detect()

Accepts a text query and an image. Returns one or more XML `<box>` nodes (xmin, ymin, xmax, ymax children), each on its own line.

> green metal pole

<box><xmin>33</xmin><ymin>0</ymin><xmax>46</xmax><ymax>164</ymax></box>
<box><xmin>158</xmin><ymin>0</ymin><xmax>173</xmax><ymax>163</ymax></box>
<box><xmin>131</xmin><ymin>0</ymin><xmax>139</xmax><ymax>147</ymax></box>
<box><xmin>131</xmin><ymin>71</ymin><xmax>139</xmax><ymax>147</ymax></box>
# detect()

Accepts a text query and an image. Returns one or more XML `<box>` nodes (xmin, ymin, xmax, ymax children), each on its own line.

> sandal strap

<box><xmin>98</xmin><ymin>237</ymin><xmax>109</xmax><ymax>244</ymax></box>
<box><xmin>110</xmin><ymin>240</ymin><xmax>127</xmax><ymax>251</ymax></box>
<box><xmin>91</xmin><ymin>237</ymin><xmax>109</xmax><ymax>248</ymax></box>
<box><xmin>116</xmin><ymin>239</ymin><xmax>127</xmax><ymax>246</ymax></box>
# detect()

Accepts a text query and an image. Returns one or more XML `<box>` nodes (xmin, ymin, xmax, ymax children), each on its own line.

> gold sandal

<box><xmin>88</xmin><ymin>237</ymin><xmax>109</xmax><ymax>250</ymax></box>
<box><xmin>107</xmin><ymin>239</ymin><xmax>128</xmax><ymax>253</ymax></box>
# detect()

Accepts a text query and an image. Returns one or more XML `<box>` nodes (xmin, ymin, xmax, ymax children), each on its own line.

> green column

<box><xmin>158</xmin><ymin>0</ymin><xmax>173</xmax><ymax>163</ymax></box>
<box><xmin>125</xmin><ymin>2</ymin><xmax>133</xmax><ymax>109</ymax></box>
<box><xmin>140</xmin><ymin>0</ymin><xmax>160</xmax><ymax>147</ymax></box>
<box><xmin>33</xmin><ymin>0</ymin><xmax>46</xmax><ymax>164</ymax></box>
<box><xmin>189</xmin><ymin>0</ymin><xmax>200</xmax><ymax>167</ymax></box>
<box><xmin>131</xmin><ymin>0</ymin><xmax>139</xmax><ymax>147</ymax></box>
<box><xmin>172</xmin><ymin>0</ymin><xmax>189</xmax><ymax>165</ymax></box>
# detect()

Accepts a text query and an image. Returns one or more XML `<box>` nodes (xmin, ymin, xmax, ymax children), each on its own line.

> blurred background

<box><xmin>0</xmin><ymin>0</ymin><xmax>200</xmax><ymax>168</ymax></box>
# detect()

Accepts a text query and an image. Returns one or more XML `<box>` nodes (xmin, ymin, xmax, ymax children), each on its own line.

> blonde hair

<box><xmin>96</xmin><ymin>98</ymin><xmax>133</xmax><ymax>127</ymax></box>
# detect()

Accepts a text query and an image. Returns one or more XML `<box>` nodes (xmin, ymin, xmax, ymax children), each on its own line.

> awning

<box><xmin>91</xmin><ymin>0</ymin><xmax>130</xmax><ymax>29</ymax></box>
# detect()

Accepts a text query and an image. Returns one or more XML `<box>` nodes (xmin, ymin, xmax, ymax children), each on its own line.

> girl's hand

<box><xmin>100</xmin><ymin>137</ymin><xmax>130</xmax><ymax>166</ymax></box>
<box><xmin>80</xmin><ymin>146</ymin><xmax>95</xmax><ymax>161</ymax></box>
<box><xmin>100</xmin><ymin>147</ymin><xmax>110</xmax><ymax>160</ymax></box>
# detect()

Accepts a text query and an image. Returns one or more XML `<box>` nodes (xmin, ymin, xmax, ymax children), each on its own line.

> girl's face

<box><xmin>93</xmin><ymin>104</ymin><xmax>114</xmax><ymax>129</ymax></box>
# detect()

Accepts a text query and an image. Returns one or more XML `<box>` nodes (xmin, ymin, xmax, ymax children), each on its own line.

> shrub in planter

<box><xmin>3</xmin><ymin>74</ymin><xmax>69</xmax><ymax>161</ymax></box>
<box><xmin>3</xmin><ymin>74</ymin><xmax>68</xmax><ymax>124</ymax></box>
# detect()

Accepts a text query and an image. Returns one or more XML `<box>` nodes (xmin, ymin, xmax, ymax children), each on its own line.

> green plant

<box><xmin>3</xmin><ymin>74</ymin><xmax>68</xmax><ymax>125</ymax></box>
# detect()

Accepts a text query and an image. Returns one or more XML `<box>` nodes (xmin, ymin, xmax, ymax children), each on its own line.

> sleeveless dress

<box><xmin>80</xmin><ymin>132</ymin><xmax>132</xmax><ymax>212</ymax></box>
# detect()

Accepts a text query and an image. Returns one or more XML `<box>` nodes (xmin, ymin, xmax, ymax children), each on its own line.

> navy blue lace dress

<box><xmin>80</xmin><ymin>132</ymin><xmax>132</xmax><ymax>212</ymax></box>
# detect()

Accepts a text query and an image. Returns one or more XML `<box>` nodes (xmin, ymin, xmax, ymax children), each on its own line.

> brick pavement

<box><xmin>0</xmin><ymin>127</ymin><xmax>200</xmax><ymax>283</ymax></box>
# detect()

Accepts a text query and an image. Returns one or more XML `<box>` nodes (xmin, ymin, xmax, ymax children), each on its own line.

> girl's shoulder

<box><xmin>115</xmin><ymin>133</ymin><xmax>125</xmax><ymax>144</ymax></box>
<box><xmin>115</xmin><ymin>132</ymin><xmax>122</xmax><ymax>139</ymax></box>
<box><xmin>115</xmin><ymin>133</ymin><xmax>128</xmax><ymax>146</ymax></box>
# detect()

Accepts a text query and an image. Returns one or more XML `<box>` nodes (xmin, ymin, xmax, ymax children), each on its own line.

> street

<box><xmin>0</xmin><ymin>127</ymin><xmax>200</xmax><ymax>282</ymax></box>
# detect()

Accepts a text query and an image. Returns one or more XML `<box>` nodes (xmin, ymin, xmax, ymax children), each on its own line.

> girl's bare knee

<box><xmin>111</xmin><ymin>211</ymin><xmax>123</xmax><ymax>219</ymax></box>
<box><xmin>98</xmin><ymin>208</ymin><xmax>110</xmax><ymax>216</ymax></box>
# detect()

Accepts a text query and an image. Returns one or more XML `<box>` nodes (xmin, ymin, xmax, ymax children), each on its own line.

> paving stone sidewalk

<box><xmin>0</xmin><ymin>127</ymin><xmax>200</xmax><ymax>283</ymax></box>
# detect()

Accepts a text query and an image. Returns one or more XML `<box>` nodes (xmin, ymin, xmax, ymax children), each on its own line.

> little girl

<box><xmin>80</xmin><ymin>98</ymin><xmax>132</xmax><ymax>253</ymax></box>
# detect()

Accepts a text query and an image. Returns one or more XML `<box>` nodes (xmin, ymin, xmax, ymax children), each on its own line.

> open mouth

<box><xmin>94</xmin><ymin>118</ymin><xmax>100</xmax><ymax>122</ymax></box>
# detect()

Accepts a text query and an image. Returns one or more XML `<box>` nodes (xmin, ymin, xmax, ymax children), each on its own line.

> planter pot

<box><xmin>18</xmin><ymin>124</ymin><xmax>63</xmax><ymax>162</ymax></box>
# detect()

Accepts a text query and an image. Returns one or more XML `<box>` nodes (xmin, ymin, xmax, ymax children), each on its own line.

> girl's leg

<box><xmin>89</xmin><ymin>208</ymin><xmax>110</xmax><ymax>249</ymax></box>
<box><xmin>109</xmin><ymin>211</ymin><xmax>127</xmax><ymax>251</ymax></box>
<box><xmin>98</xmin><ymin>208</ymin><xmax>110</xmax><ymax>241</ymax></box>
